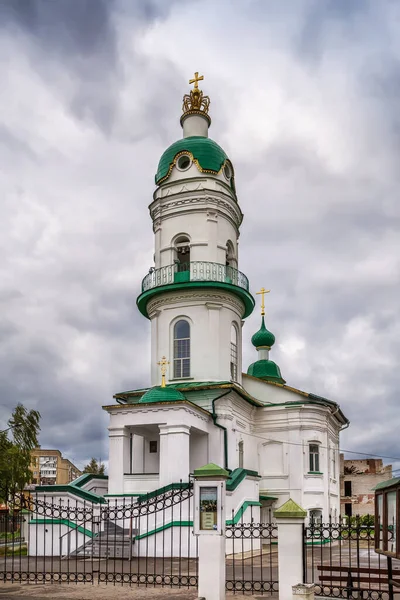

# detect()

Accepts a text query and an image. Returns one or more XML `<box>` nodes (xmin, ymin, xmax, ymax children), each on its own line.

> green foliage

<box><xmin>83</xmin><ymin>458</ymin><xmax>105</xmax><ymax>475</ymax></box>
<box><xmin>0</xmin><ymin>544</ymin><xmax>27</xmax><ymax>556</ymax></box>
<box><xmin>0</xmin><ymin>404</ymin><xmax>40</xmax><ymax>504</ymax></box>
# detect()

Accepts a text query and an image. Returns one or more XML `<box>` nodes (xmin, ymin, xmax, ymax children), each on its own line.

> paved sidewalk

<box><xmin>0</xmin><ymin>583</ymin><xmax>273</xmax><ymax>599</ymax></box>
<box><xmin>0</xmin><ymin>584</ymin><xmax>199</xmax><ymax>599</ymax></box>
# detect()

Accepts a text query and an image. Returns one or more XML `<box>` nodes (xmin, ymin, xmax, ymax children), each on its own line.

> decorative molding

<box><xmin>150</xmin><ymin>193</ymin><xmax>242</xmax><ymax>230</ymax></box>
<box><xmin>147</xmin><ymin>290</ymin><xmax>245</xmax><ymax>317</ymax></box>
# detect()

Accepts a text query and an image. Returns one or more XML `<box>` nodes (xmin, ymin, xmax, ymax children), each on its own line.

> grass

<box><xmin>0</xmin><ymin>543</ymin><xmax>27</xmax><ymax>556</ymax></box>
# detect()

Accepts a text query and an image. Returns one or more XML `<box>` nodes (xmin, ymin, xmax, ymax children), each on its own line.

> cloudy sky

<box><xmin>1</xmin><ymin>0</ymin><xmax>399</xmax><ymax>474</ymax></box>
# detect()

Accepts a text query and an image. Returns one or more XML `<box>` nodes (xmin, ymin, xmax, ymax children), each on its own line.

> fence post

<box><xmin>193</xmin><ymin>463</ymin><xmax>229</xmax><ymax>600</ymax></box>
<box><xmin>274</xmin><ymin>499</ymin><xmax>308</xmax><ymax>600</ymax></box>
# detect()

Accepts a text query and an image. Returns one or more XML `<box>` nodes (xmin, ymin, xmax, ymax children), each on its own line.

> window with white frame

<box><xmin>309</xmin><ymin>443</ymin><xmax>320</xmax><ymax>473</ymax></box>
<box><xmin>230</xmin><ymin>324</ymin><xmax>238</xmax><ymax>381</ymax></box>
<box><xmin>173</xmin><ymin>319</ymin><xmax>190</xmax><ymax>378</ymax></box>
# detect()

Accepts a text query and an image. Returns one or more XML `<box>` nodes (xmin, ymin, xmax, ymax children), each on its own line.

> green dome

<box><xmin>156</xmin><ymin>136</ymin><xmax>229</xmax><ymax>184</ymax></box>
<box><xmin>139</xmin><ymin>386</ymin><xmax>186</xmax><ymax>404</ymax></box>
<box><xmin>251</xmin><ymin>317</ymin><xmax>275</xmax><ymax>348</ymax></box>
<box><xmin>247</xmin><ymin>359</ymin><xmax>285</xmax><ymax>384</ymax></box>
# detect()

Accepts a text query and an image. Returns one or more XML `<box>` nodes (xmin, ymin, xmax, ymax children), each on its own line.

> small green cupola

<box><xmin>251</xmin><ymin>316</ymin><xmax>275</xmax><ymax>349</ymax></box>
<box><xmin>139</xmin><ymin>386</ymin><xmax>186</xmax><ymax>404</ymax></box>
<box><xmin>247</xmin><ymin>289</ymin><xmax>285</xmax><ymax>384</ymax></box>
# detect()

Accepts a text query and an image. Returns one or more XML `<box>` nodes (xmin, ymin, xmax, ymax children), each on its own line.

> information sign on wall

<box><xmin>199</xmin><ymin>486</ymin><xmax>218</xmax><ymax>530</ymax></box>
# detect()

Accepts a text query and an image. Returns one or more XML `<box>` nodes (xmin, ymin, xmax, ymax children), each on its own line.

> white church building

<box><xmin>102</xmin><ymin>74</ymin><xmax>349</xmax><ymax>523</ymax></box>
<box><xmin>32</xmin><ymin>76</ymin><xmax>349</xmax><ymax>555</ymax></box>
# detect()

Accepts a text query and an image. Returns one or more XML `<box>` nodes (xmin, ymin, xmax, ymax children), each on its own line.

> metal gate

<box><xmin>225</xmin><ymin>506</ymin><xmax>278</xmax><ymax>595</ymax></box>
<box><xmin>304</xmin><ymin>516</ymin><xmax>399</xmax><ymax>600</ymax></box>
<box><xmin>0</xmin><ymin>483</ymin><xmax>198</xmax><ymax>588</ymax></box>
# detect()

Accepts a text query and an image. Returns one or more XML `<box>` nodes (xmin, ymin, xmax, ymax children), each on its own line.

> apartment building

<box><xmin>30</xmin><ymin>449</ymin><xmax>82</xmax><ymax>485</ymax></box>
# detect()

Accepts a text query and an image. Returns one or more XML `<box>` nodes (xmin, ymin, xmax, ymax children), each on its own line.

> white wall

<box><xmin>148</xmin><ymin>290</ymin><xmax>244</xmax><ymax>385</ymax></box>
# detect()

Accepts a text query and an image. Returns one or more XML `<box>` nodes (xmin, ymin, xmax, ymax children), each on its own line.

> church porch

<box><xmin>106</xmin><ymin>403</ymin><xmax>212</xmax><ymax>496</ymax></box>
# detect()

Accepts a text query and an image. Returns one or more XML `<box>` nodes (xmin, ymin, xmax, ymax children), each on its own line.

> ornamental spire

<box><xmin>256</xmin><ymin>287</ymin><xmax>270</xmax><ymax>317</ymax></box>
<box><xmin>247</xmin><ymin>290</ymin><xmax>285</xmax><ymax>384</ymax></box>
<box><xmin>181</xmin><ymin>72</ymin><xmax>211</xmax><ymax>137</ymax></box>
<box><xmin>157</xmin><ymin>356</ymin><xmax>170</xmax><ymax>388</ymax></box>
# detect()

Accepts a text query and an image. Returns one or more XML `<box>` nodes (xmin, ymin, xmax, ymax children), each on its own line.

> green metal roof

<box><xmin>193</xmin><ymin>463</ymin><xmax>229</xmax><ymax>478</ymax></box>
<box><xmin>155</xmin><ymin>136</ymin><xmax>229</xmax><ymax>184</ymax></box>
<box><xmin>247</xmin><ymin>359</ymin><xmax>285</xmax><ymax>384</ymax></box>
<box><xmin>274</xmin><ymin>498</ymin><xmax>307</xmax><ymax>518</ymax></box>
<box><xmin>138</xmin><ymin>386</ymin><xmax>186</xmax><ymax>404</ymax></box>
<box><xmin>374</xmin><ymin>477</ymin><xmax>400</xmax><ymax>491</ymax></box>
<box><xmin>112</xmin><ymin>381</ymin><xmax>263</xmax><ymax>409</ymax></box>
<box><xmin>251</xmin><ymin>317</ymin><xmax>275</xmax><ymax>349</ymax></box>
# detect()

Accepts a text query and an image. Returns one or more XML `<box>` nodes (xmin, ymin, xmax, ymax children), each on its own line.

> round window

<box><xmin>177</xmin><ymin>155</ymin><xmax>191</xmax><ymax>171</ymax></box>
<box><xmin>223</xmin><ymin>164</ymin><xmax>232</xmax><ymax>180</ymax></box>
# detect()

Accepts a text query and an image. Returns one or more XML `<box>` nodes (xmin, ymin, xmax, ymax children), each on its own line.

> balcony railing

<box><xmin>141</xmin><ymin>261</ymin><xmax>249</xmax><ymax>293</ymax></box>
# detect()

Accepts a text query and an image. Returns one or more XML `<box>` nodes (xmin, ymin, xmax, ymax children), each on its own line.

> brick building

<box><xmin>30</xmin><ymin>449</ymin><xmax>82</xmax><ymax>486</ymax></box>
<box><xmin>340</xmin><ymin>454</ymin><xmax>392</xmax><ymax>517</ymax></box>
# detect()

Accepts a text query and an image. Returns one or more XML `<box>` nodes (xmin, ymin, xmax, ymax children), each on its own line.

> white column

<box><xmin>275</xmin><ymin>499</ymin><xmax>307</xmax><ymax>600</ymax></box>
<box><xmin>198</xmin><ymin>535</ymin><xmax>226</xmax><ymax>600</ymax></box>
<box><xmin>108</xmin><ymin>427</ymin><xmax>130</xmax><ymax>495</ymax></box>
<box><xmin>131</xmin><ymin>434</ymin><xmax>144</xmax><ymax>473</ymax></box>
<box><xmin>158</xmin><ymin>424</ymin><xmax>190</xmax><ymax>487</ymax></box>
<box><xmin>207</xmin><ymin>303</ymin><xmax>221</xmax><ymax>380</ymax></box>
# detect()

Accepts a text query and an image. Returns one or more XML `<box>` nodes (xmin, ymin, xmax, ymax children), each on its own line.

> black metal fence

<box><xmin>226</xmin><ymin>506</ymin><xmax>278</xmax><ymax>595</ymax></box>
<box><xmin>0</xmin><ymin>483</ymin><xmax>198</xmax><ymax>588</ymax></box>
<box><xmin>304</xmin><ymin>516</ymin><xmax>400</xmax><ymax>600</ymax></box>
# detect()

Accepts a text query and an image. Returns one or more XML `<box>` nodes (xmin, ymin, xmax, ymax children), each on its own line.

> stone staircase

<box><xmin>68</xmin><ymin>519</ymin><xmax>137</xmax><ymax>559</ymax></box>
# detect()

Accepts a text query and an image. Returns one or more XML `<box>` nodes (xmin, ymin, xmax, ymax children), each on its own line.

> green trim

<box><xmin>226</xmin><ymin>501</ymin><xmax>261</xmax><ymax>525</ymax></box>
<box><xmin>70</xmin><ymin>474</ymin><xmax>108</xmax><ymax>488</ymax></box>
<box><xmin>134</xmin><ymin>500</ymin><xmax>260</xmax><ymax>539</ymax></box>
<box><xmin>34</xmin><ymin>485</ymin><xmax>106</xmax><ymax>504</ymax></box>
<box><xmin>260</xmin><ymin>495</ymin><xmax>278</xmax><ymax>502</ymax></box>
<box><xmin>193</xmin><ymin>463</ymin><xmax>229</xmax><ymax>478</ymax></box>
<box><xmin>135</xmin><ymin>520</ymin><xmax>192</xmax><ymax>540</ymax></box>
<box><xmin>137</xmin><ymin>281</ymin><xmax>255</xmax><ymax>320</ymax></box>
<box><xmin>226</xmin><ymin>469</ymin><xmax>260</xmax><ymax>492</ymax></box>
<box><xmin>136</xmin><ymin>482</ymin><xmax>190</xmax><ymax>504</ymax></box>
<box><xmin>274</xmin><ymin>498</ymin><xmax>307</xmax><ymax>518</ymax></box>
<box><xmin>308</xmin><ymin>472</ymin><xmax>323</xmax><ymax>475</ymax></box>
<box><xmin>30</xmin><ymin>519</ymin><xmax>94</xmax><ymax>538</ymax></box>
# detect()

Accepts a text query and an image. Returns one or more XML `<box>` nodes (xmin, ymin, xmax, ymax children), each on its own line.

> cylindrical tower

<box><xmin>137</xmin><ymin>74</ymin><xmax>254</xmax><ymax>386</ymax></box>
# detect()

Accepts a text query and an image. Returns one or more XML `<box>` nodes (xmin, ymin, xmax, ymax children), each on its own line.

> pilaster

<box><xmin>159</xmin><ymin>424</ymin><xmax>191</xmax><ymax>486</ymax></box>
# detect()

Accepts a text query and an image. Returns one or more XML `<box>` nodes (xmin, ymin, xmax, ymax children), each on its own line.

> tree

<box><xmin>83</xmin><ymin>458</ymin><xmax>105</xmax><ymax>475</ymax></box>
<box><xmin>0</xmin><ymin>404</ymin><xmax>41</xmax><ymax>504</ymax></box>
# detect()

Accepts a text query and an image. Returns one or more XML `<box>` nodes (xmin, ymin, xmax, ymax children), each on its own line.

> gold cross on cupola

<box><xmin>256</xmin><ymin>287</ymin><xmax>270</xmax><ymax>316</ymax></box>
<box><xmin>189</xmin><ymin>72</ymin><xmax>204</xmax><ymax>90</ymax></box>
<box><xmin>157</xmin><ymin>356</ymin><xmax>170</xmax><ymax>388</ymax></box>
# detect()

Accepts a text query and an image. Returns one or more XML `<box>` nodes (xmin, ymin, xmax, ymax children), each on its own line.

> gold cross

<box><xmin>256</xmin><ymin>287</ymin><xmax>270</xmax><ymax>316</ymax></box>
<box><xmin>189</xmin><ymin>72</ymin><xmax>204</xmax><ymax>90</ymax></box>
<box><xmin>157</xmin><ymin>356</ymin><xmax>170</xmax><ymax>388</ymax></box>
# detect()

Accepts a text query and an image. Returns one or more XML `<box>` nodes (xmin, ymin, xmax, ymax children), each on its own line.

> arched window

<box><xmin>174</xmin><ymin>235</ymin><xmax>190</xmax><ymax>272</ymax></box>
<box><xmin>230</xmin><ymin>324</ymin><xmax>238</xmax><ymax>381</ymax></box>
<box><xmin>173</xmin><ymin>320</ymin><xmax>190</xmax><ymax>378</ymax></box>
<box><xmin>309</xmin><ymin>509</ymin><xmax>322</xmax><ymax>524</ymax></box>
<box><xmin>309</xmin><ymin>443</ymin><xmax>320</xmax><ymax>473</ymax></box>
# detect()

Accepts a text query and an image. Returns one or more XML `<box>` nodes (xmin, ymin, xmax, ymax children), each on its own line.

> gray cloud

<box><xmin>1</xmin><ymin>0</ymin><xmax>399</xmax><ymax>474</ymax></box>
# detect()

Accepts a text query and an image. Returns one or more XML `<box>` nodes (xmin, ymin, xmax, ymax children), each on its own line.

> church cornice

<box><xmin>146</xmin><ymin>289</ymin><xmax>245</xmax><ymax>318</ymax></box>
<box><xmin>102</xmin><ymin>400</ymin><xmax>211</xmax><ymax>422</ymax></box>
<box><xmin>149</xmin><ymin>192</ymin><xmax>243</xmax><ymax>231</ymax></box>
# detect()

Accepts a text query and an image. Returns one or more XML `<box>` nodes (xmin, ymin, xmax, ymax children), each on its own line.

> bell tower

<box><xmin>137</xmin><ymin>74</ymin><xmax>255</xmax><ymax>386</ymax></box>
